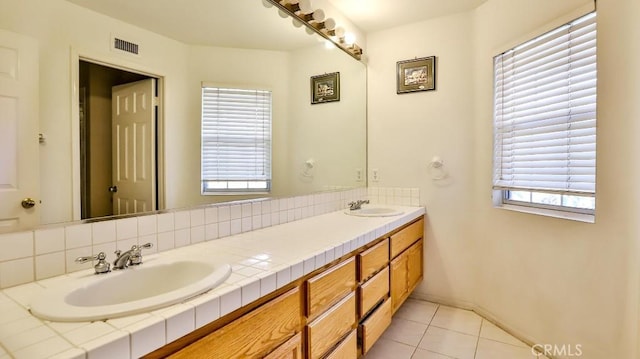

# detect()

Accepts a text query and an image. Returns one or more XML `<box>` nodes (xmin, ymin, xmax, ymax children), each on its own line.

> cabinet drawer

<box><xmin>306</xmin><ymin>257</ymin><xmax>356</xmax><ymax>319</ymax></box>
<box><xmin>360</xmin><ymin>298</ymin><xmax>392</xmax><ymax>354</ymax></box>
<box><xmin>390</xmin><ymin>219</ymin><xmax>423</xmax><ymax>259</ymax></box>
<box><xmin>324</xmin><ymin>329</ymin><xmax>357</xmax><ymax>359</ymax></box>
<box><xmin>358</xmin><ymin>266</ymin><xmax>389</xmax><ymax>318</ymax></box>
<box><xmin>306</xmin><ymin>292</ymin><xmax>357</xmax><ymax>359</ymax></box>
<box><xmin>170</xmin><ymin>288</ymin><xmax>301</xmax><ymax>359</ymax></box>
<box><xmin>264</xmin><ymin>333</ymin><xmax>302</xmax><ymax>359</ymax></box>
<box><xmin>358</xmin><ymin>238</ymin><xmax>388</xmax><ymax>282</ymax></box>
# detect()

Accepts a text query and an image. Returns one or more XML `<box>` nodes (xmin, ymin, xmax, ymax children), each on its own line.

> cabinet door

<box><xmin>170</xmin><ymin>288</ymin><xmax>301</xmax><ymax>359</ymax></box>
<box><xmin>390</xmin><ymin>251</ymin><xmax>409</xmax><ymax>314</ymax></box>
<box><xmin>264</xmin><ymin>333</ymin><xmax>302</xmax><ymax>359</ymax></box>
<box><xmin>390</xmin><ymin>239</ymin><xmax>423</xmax><ymax>314</ymax></box>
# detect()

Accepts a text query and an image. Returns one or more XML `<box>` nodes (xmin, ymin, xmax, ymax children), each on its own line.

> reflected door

<box><xmin>0</xmin><ymin>29</ymin><xmax>39</xmax><ymax>232</ymax></box>
<box><xmin>111</xmin><ymin>79</ymin><xmax>156</xmax><ymax>215</ymax></box>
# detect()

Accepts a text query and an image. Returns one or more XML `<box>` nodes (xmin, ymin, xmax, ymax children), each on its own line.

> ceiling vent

<box><xmin>112</xmin><ymin>37</ymin><xmax>140</xmax><ymax>56</ymax></box>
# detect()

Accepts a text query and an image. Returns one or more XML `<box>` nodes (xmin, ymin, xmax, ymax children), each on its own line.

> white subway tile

<box><xmin>261</xmin><ymin>201</ymin><xmax>271</xmax><ymax>214</ymax></box>
<box><xmin>0</xmin><ymin>232</ymin><xmax>33</xmax><ymax>261</ymax></box>
<box><xmin>218</xmin><ymin>206</ymin><xmax>231</xmax><ymax>222</ymax></box>
<box><xmin>219</xmin><ymin>285</ymin><xmax>242</xmax><ymax>316</ymax></box>
<box><xmin>34</xmin><ymin>227</ymin><xmax>64</xmax><ymax>255</ymax></box>
<box><xmin>192</xmin><ymin>295</ymin><xmax>220</xmax><ymax>329</ymax></box>
<box><xmin>65</xmin><ymin>224</ymin><xmax>92</xmax><ymax>249</ymax></box>
<box><xmin>65</xmin><ymin>246</ymin><xmax>92</xmax><ymax>272</ymax></box>
<box><xmin>174</xmin><ymin>229</ymin><xmax>190</xmax><ymax>248</ymax></box>
<box><xmin>156</xmin><ymin>213</ymin><xmax>174</xmax><ymax>233</ymax></box>
<box><xmin>205</xmin><ymin>223</ymin><xmax>219</xmax><ymax>241</ymax></box>
<box><xmin>155</xmin><ymin>304</ymin><xmax>195</xmax><ymax>343</ymax></box>
<box><xmin>259</xmin><ymin>272</ymin><xmax>277</xmax><ymax>296</ymax></box>
<box><xmin>230</xmin><ymin>219</ymin><xmax>242</xmax><ymax>235</ymax></box>
<box><xmin>92</xmin><ymin>221</ymin><xmax>116</xmax><ymax>245</ymax></box>
<box><xmin>157</xmin><ymin>232</ymin><xmax>175</xmax><ymax>252</ymax></box>
<box><xmin>251</xmin><ymin>202</ymin><xmax>262</xmax><ymax>216</ymax></box>
<box><xmin>252</xmin><ymin>215</ymin><xmax>262</xmax><ymax>230</ymax></box>
<box><xmin>35</xmin><ymin>252</ymin><xmax>65</xmax><ymax>280</ymax></box>
<box><xmin>190</xmin><ymin>209</ymin><xmax>205</xmax><ymax>227</ymax></box>
<box><xmin>240</xmin><ymin>279</ymin><xmax>260</xmax><ymax>306</ymax></box>
<box><xmin>230</xmin><ymin>205</ymin><xmax>242</xmax><ymax>220</ymax></box>
<box><xmin>115</xmin><ymin>218</ymin><xmax>137</xmax><ymax>241</ymax></box>
<box><xmin>174</xmin><ymin>211</ymin><xmax>190</xmax><ymax>230</ymax></box>
<box><xmin>137</xmin><ymin>215</ymin><xmax>157</xmax><ymax>237</ymax></box>
<box><xmin>290</xmin><ymin>261</ymin><xmax>303</xmax><ymax>281</ymax></box>
<box><xmin>204</xmin><ymin>207</ymin><xmax>218</xmax><ymax>224</ymax></box>
<box><xmin>81</xmin><ymin>330</ymin><xmax>129</xmax><ymax>359</ymax></box>
<box><xmin>190</xmin><ymin>226</ymin><xmax>205</xmax><ymax>244</ymax></box>
<box><xmin>0</xmin><ymin>258</ymin><xmax>33</xmax><ymax>288</ymax></box>
<box><xmin>125</xmin><ymin>316</ymin><xmax>165</xmax><ymax>359</ymax></box>
<box><xmin>241</xmin><ymin>203</ymin><xmax>252</xmax><ymax>218</ymax></box>
<box><xmin>218</xmin><ymin>221</ymin><xmax>231</xmax><ymax>238</ymax></box>
<box><xmin>241</xmin><ymin>217</ymin><xmax>252</xmax><ymax>233</ymax></box>
<box><xmin>275</xmin><ymin>266</ymin><xmax>291</xmax><ymax>289</ymax></box>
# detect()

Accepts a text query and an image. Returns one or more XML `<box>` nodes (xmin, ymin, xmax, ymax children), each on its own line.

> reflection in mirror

<box><xmin>0</xmin><ymin>0</ymin><xmax>366</xmax><ymax>233</ymax></box>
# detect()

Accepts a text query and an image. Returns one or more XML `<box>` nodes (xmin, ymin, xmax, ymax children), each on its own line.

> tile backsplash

<box><xmin>0</xmin><ymin>187</ymin><xmax>420</xmax><ymax>289</ymax></box>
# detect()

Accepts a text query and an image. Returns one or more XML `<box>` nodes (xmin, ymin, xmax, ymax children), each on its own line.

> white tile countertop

<box><xmin>0</xmin><ymin>205</ymin><xmax>425</xmax><ymax>359</ymax></box>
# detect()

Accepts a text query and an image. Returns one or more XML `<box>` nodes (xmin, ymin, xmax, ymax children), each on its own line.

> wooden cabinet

<box><xmin>390</xmin><ymin>219</ymin><xmax>423</xmax><ymax>259</ymax></box>
<box><xmin>151</xmin><ymin>216</ymin><xmax>424</xmax><ymax>359</ymax></box>
<box><xmin>390</xmin><ymin>239</ymin><xmax>423</xmax><ymax>314</ymax></box>
<box><xmin>360</xmin><ymin>298</ymin><xmax>392</xmax><ymax>354</ymax></box>
<box><xmin>306</xmin><ymin>257</ymin><xmax>357</xmax><ymax>320</ymax></box>
<box><xmin>306</xmin><ymin>292</ymin><xmax>357</xmax><ymax>359</ymax></box>
<box><xmin>264</xmin><ymin>333</ymin><xmax>302</xmax><ymax>359</ymax></box>
<box><xmin>169</xmin><ymin>288</ymin><xmax>301</xmax><ymax>359</ymax></box>
<box><xmin>358</xmin><ymin>266</ymin><xmax>389</xmax><ymax>318</ymax></box>
<box><xmin>358</xmin><ymin>238</ymin><xmax>388</xmax><ymax>282</ymax></box>
<box><xmin>324</xmin><ymin>330</ymin><xmax>357</xmax><ymax>359</ymax></box>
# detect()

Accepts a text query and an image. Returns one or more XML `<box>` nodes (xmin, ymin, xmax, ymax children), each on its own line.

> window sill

<box><xmin>496</xmin><ymin>204</ymin><xmax>595</xmax><ymax>224</ymax></box>
<box><xmin>201</xmin><ymin>192</ymin><xmax>270</xmax><ymax>196</ymax></box>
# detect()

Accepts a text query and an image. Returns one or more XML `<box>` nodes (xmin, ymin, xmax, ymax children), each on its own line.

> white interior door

<box><xmin>112</xmin><ymin>79</ymin><xmax>156</xmax><ymax>215</ymax></box>
<box><xmin>0</xmin><ymin>29</ymin><xmax>39</xmax><ymax>233</ymax></box>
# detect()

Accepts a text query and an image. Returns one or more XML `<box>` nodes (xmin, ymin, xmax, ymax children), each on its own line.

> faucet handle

<box><xmin>75</xmin><ymin>252</ymin><xmax>111</xmax><ymax>274</ymax></box>
<box><xmin>130</xmin><ymin>242</ymin><xmax>153</xmax><ymax>265</ymax></box>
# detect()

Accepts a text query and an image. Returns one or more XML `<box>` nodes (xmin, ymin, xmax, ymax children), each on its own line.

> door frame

<box><xmin>70</xmin><ymin>48</ymin><xmax>165</xmax><ymax>221</ymax></box>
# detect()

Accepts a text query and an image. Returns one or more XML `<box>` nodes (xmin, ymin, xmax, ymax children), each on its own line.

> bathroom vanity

<box><xmin>0</xmin><ymin>205</ymin><xmax>424</xmax><ymax>358</ymax></box>
<box><xmin>150</xmin><ymin>217</ymin><xmax>424</xmax><ymax>358</ymax></box>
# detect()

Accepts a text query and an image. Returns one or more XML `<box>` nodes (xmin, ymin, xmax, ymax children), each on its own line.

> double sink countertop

<box><xmin>0</xmin><ymin>205</ymin><xmax>425</xmax><ymax>359</ymax></box>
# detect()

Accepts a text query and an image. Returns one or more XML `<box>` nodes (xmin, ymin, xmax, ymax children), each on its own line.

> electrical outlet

<box><xmin>372</xmin><ymin>169</ymin><xmax>379</xmax><ymax>182</ymax></box>
<box><xmin>356</xmin><ymin>168</ymin><xmax>363</xmax><ymax>182</ymax></box>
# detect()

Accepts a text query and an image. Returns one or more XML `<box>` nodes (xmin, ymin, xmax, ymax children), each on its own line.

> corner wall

<box><xmin>366</xmin><ymin>0</ymin><xmax>640</xmax><ymax>357</ymax></box>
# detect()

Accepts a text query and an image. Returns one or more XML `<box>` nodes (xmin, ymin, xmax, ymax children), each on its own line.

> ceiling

<box><xmin>327</xmin><ymin>0</ymin><xmax>488</xmax><ymax>33</ymax></box>
<box><xmin>65</xmin><ymin>0</ymin><xmax>488</xmax><ymax>49</ymax></box>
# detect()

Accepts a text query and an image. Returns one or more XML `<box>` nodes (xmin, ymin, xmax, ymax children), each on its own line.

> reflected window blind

<box><xmin>201</xmin><ymin>86</ymin><xmax>272</xmax><ymax>192</ymax></box>
<box><xmin>493</xmin><ymin>12</ymin><xmax>597</xmax><ymax>195</ymax></box>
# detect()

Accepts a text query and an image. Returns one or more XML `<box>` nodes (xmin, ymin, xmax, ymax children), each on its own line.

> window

<box><xmin>493</xmin><ymin>12</ymin><xmax>597</xmax><ymax>215</ymax></box>
<box><xmin>201</xmin><ymin>85</ymin><xmax>272</xmax><ymax>194</ymax></box>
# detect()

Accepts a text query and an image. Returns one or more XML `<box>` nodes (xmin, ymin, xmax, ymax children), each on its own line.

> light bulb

<box><xmin>344</xmin><ymin>32</ymin><xmax>356</xmax><ymax>45</ymax></box>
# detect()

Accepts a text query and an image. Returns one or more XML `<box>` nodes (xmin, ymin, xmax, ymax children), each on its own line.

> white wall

<box><xmin>367</xmin><ymin>0</ymin><xmax>640</xmax><ymax>357</ymax></box>
<box><xmin>367</xmin><ymin>11</ymin><xmax>478</xmax><ymax>305</ymax></box>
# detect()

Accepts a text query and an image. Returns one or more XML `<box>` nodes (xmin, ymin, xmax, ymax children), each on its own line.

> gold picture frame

<box><xmin>397</xmin><ymin>56</ymin><xmax>436</xmax><ymax>94</ymax></box>
<box><xmin>311</xmin><ymin>72</ymin><xmax>340</xmax><ymax>104</ymax></box>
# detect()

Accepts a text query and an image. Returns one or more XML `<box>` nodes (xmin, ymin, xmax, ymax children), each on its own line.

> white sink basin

<box><xmin>344</xmin><ymin>207</ymin><xmax>404</xmax><ymax>217</ymax></box>
<box><xmin>30</xmin><ymin>259</ymin><xmax>231</xmax><ymax>322</ymax></box>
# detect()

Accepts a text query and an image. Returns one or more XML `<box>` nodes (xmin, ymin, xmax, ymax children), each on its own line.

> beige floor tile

<box><xmin>479</xmin><ymin>320</ymin><xmax>528</xmax><ymax>348</ymax></box>
<box><xmin>475</xmin><ymin>338</ymin><xmax>540</xmax><ymax>359</ymax></box>
<box><xmin>411</xmin><ymin>348</ymin><xmax>455</xmax><ymax>359</ymax></box>
<box><xmin>418</xmin><ymin>326</ymin><xmax>478</xmax><ymax>359</ymax></box>
<box><xmin>382</xmin><ymin>317</ymin><xmax>429</xmax><ymax>346</ymax></box>
<box><xmin>430</xmin><ymin>305</ymin><xmax>482</xmax><ymax>336</ymax></box>
<box><xmin>395</xmin><ymin>299</ymin><xmax>439</xmax><ymax>325</ymax></box>
<box><xmin>364</xmin><ymin>337</ymin><xmax>416</xmax><ymax>359</ymax></box>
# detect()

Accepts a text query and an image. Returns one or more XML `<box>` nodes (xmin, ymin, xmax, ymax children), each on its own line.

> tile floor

<box><xmin>365</xmin><ymin>299</ymin><xmax>549</xmax><ymax>359</ymax></box>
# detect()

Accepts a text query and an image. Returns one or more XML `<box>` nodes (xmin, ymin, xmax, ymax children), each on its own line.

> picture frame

<box><xmin>396</xmin><ymin>56</ymin><xmax>436</xmax><ymax>94</ymax></box>
<box><xmin>311</xmin><ymin>72</ymin><xmax>340</xmax><ymax>104</ymax></box>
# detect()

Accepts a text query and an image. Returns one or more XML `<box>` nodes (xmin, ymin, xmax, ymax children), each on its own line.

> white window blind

<box><xmin>201</xmin><ymin>86</ymin><xmax>272</xmax><ymax>193</ymax></box>
<box><xmin>493</xmin><ymin>12</ymin><xmax>597</xmax><ymax>197</ymax></box>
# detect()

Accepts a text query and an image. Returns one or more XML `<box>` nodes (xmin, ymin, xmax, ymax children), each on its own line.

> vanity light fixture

<box><xmin>265</xmin><ymin>0</ymin><xmax>363</xmax><ymax>60</ymax></box>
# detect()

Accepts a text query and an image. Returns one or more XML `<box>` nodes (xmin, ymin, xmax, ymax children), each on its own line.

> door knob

<box><xmin>21</xmin><ymin>198</ymin><xmax>36</xmax><ymax>209</ymax></box>
<box><xmin>108</xmin><ymin>186</ymin><xmax>118</xmax><ymax>193</ymax></box>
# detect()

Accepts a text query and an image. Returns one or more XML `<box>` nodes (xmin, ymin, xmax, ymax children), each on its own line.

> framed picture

<box><xmin>396</xmin><ymin>56</ymin><xmax>436</xmax><ymax>94</ymax></box>
<box><xmin>311</xmin><ymin>72</ymin><xmax>340</xmax><ymax>104</ymax></box>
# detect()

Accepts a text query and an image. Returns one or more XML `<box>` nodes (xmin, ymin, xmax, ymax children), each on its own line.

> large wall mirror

<box><xmin>0</xmin><ymin>0</ymin><xmax>367</xmax><ymax>233</ymax></box>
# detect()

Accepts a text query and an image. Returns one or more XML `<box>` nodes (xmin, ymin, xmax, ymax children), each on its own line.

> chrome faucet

<box><xmin>113</xmin><ymin>243</ymin><xmax>153</xmax><ymax>270</ymax></box>
<box><xmin>76</xmin><ymin>252</ymin><xmax>111</xmax><ymax>274</ymax></box>
<box><xmin>348</xmin><ymin>199</ymin><xmax>370</xmax><ymax>211</ymax></box>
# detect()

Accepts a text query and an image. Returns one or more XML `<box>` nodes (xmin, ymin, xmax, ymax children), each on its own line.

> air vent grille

<box><xmin>113</xmin><ymin>38</ymin><xmax>139</xmax><ymax>55</ymax></box>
